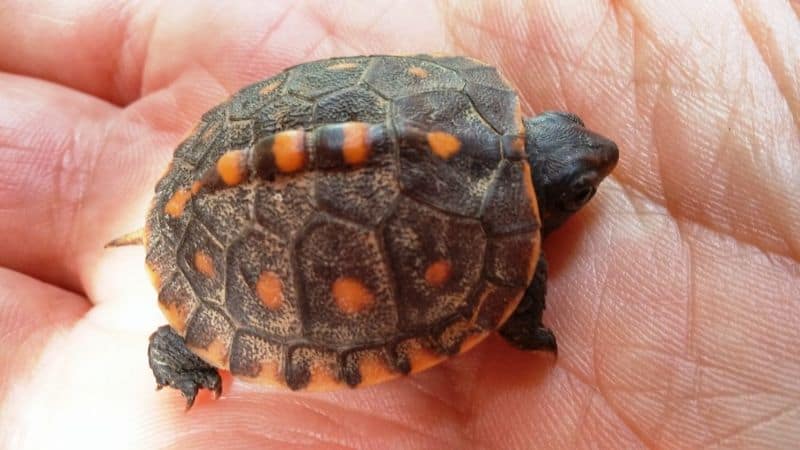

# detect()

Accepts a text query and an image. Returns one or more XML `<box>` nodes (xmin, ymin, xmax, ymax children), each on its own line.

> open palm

<box><xmin>1</xmin><ymin>1</ymin><xmax>798</xmax><ymax>448</ymax></box>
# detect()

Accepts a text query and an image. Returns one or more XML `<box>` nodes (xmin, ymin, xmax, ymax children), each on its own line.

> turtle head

<box><xmin>524</xmin><ymin>111</ymin><xmax>619</xmax><ymax>236</ymax></box>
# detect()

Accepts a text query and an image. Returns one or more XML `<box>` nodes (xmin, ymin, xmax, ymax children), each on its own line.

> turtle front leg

<box><xmin>148</xmin><ymin>325</ymin><xmax>222</xmax><ymax>410</ymax></box>
<box><xmin>498</xmin><ymin>254</ymin><xmax>558</xmax><ymax>354</ymax></box>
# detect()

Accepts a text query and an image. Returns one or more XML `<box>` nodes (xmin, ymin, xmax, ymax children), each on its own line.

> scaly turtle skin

<box><xmin>135</xmin><ymin>55</ymin><xmax>618</xmax><ymax>408</ymax></box>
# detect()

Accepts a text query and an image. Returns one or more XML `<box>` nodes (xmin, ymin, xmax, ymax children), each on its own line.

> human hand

<box><xmin>1</xmin><ymin>1</ymin><xmax>798</xmax><ymax>448</ymax></box>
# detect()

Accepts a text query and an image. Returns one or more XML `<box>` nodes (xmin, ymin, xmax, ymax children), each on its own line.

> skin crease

<box><xmin>0</xmin><ymin>0</ymin><xmax>798</xmax><ymax>448</ymax></box>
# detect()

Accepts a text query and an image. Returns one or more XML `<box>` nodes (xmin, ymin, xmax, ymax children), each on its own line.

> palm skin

<box><xmin>1</xmin><ymin>1</ymin><xmax>798</xmax><ymax>449</ymax></box>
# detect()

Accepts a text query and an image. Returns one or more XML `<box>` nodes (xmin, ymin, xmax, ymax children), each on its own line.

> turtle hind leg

<box><xmin>498</xmin><ymin>254</ymin><xmax>558</xmax><ymax>355</ymax></box>
<box><xmin>148</xmin><ymin>325</ymin><xmax>222</xmax><ymax>410</ymax></box>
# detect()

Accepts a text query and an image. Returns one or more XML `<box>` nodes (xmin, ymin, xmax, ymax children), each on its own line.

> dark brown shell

<box><xmin>145</xmin><ymin>55</ymin><xmax>541</xmax><ymax>390</ymax></box>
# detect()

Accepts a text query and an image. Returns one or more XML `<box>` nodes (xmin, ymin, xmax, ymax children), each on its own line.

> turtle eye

<box><xmin>564</xmin><ymin>185</ymin><xmax>595</xmax><ymax>211</ymax></box>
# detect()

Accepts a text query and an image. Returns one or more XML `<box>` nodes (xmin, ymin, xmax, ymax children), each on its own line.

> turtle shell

<box><xmin>145</xmin><ymin>55</ymin><xmax>541</xmax><ymax>390</ymax></box>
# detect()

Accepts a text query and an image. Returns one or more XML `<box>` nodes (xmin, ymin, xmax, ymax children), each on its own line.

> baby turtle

<box><xmin>113</xmin><ymin>54</ymin><xmax>618</xmax><ymax>408</ymax></box>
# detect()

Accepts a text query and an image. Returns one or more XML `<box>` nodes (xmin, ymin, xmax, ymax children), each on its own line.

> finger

<box><xmin>0</xmin><ymin>0</ymin><xmax>156</xmax><ymax>105</ymax></box>
<box><xmin>0</xmin><ymin>69</ymin><xmax>234</xmax><ymax>293</ymax></box>
<box><xmin>0</xmin><ymin>0</ymin><xmax>445</xmax><ymax>105</ymax></box>
<box><xmin>0</xmin><ymin>268</ymin><xmax>88</xmax><ymax>404</ymax></box>
<box><xmin>0</xmin><ymin>73</ymin><xmax>120</xmax><ymax>291</ymax></box>
<box><xmin>444</xmin><ymin>0</ymin><xmax>800</xmax><ymax>257</ymax></box>
<box><xmin>2</xmin><ymin>0</ymin><xmax>448</xmax><ymax>294</ymax></box>
<box><xmin>133</xmin><ymin>0</ymin><xmax>446</xmax><ymax>97</ymax></box>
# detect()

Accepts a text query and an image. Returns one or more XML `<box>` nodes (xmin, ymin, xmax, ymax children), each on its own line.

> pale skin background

<box><xmin>0</xmin><ymin>0</ymin><xmax>798</xmax><ymax>449</ymax></box>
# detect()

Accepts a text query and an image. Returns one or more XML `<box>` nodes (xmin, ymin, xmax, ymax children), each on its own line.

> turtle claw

<box><xmin>181</xmin><ymin>387</ymin><xmax>198</xmax><ymax>412</ymax></box>
<box><xmin>532</xmin><ymin>326</ymin><xmax>558</xmax><ymax>356</ymax></box>
<box><xmin>213</xmin><ymin>382</ymin><xmax>223</xmax><ymax>400</ymax></box>
<box><xmin>148</xmin><ymin>325</ymin><xmax>223</xmax><ymax>411</ymax></box>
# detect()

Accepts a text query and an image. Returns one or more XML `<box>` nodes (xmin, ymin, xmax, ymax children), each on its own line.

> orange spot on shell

<box><xmin>327</xmin><ymin>62</ymin><xmax>358</xmax><ymax>70</ymax></box>
<box><xmin>424</xmin><ymin>259</ymin><xmax>452</xmax><ymax>287</ymax></box>
<box><xmin>216</xmin><ymin>150</ymin><xmax>247</xmax><ymax>186</ymax></box>
<box><xmin>259</xmin><ymin>80</ymin><xmax>282</xmax><ymax>95</ymax></box>
<box><xmin>256</xmin><ymin>271</ymin><xmax>284</xmax><ymax>311</ymax></box>
<box><xmin>194</xmin><ymin>251</ymin><xmax>216</xmax><ymax>277</ymax></box>
<box><xmin>426</xmin><ymin>131</ymin><xmax>461</xmax><ymax>159</ymax></box>
<box><xmin>331</xmin><ymin>277</ymin><xmax>375</xmax><ymax>314</ymax></box>
<box><xmin>358</xmin><ymin>355</ymin><xmax>398</xmax><ymax>387</ymax></box>
<box><xmin>190</xmin><ymin>181</ymin><xmax>203</xmax><ymax>194</ymax></box>
<box><xmin>342</xmin><ymin>122</ymin><xmax>370</xmax><ymax>165</ymax></box>
<box><xmin>273</xmin><ymin>130</ymin><xmax>307</xmax><ymax>173</ymax></box>
<box><xmin>164</xmin><ymin>189</ymin><xmax>192</xmax><ymax>218</ymax></box>
<box><xmin>306</xmin><ymin>362</ymin><xmax>343</xmax><ymax>391</ymax></box>
<box><xmin>408</xmin><ymin>66</ymin><xmax>428</xmax><ymax>78</ymax></box>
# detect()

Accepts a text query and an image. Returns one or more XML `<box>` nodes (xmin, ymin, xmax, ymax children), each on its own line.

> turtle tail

<box><xmin>105</xmin><ymin>228</ymin><xmax>145</xmax><ymax>247</ymax></box>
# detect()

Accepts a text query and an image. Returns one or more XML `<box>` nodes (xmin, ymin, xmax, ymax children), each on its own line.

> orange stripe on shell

<box><xmin>272</xmin><ymin>130</ymin><xmax>307</xmax><ymax>173</ymax></box>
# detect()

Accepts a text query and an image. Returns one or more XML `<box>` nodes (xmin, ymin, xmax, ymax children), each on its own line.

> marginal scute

<box><xmin>229</xmin><ymin>72</ymin><xmax>289</xmax><ymax>120</ymax></box>
<box><xmin>177</xmin><ymin>221</ymin><xmax>225</xmax><ymax>305</ymax></box>
<box><xmin>342</xmin><ymin>349</ymin><xmax>398</xmax><ymax>387</ymax></box>
<box><xmin>286</xmin><ymin>57</ymin><xmax>368</xmax><ymax>99</ymax></box>
<box><xmin>417</xmin><ymin>54</ymin><xmax>488</xmax><ymax>71</ymax></box>
<box><xmin>364</xmin><ymin>56</ymin><xmax>464</xmax><ymax>98</ymax></box>
<box><xmin>184</xmin><ymin>306</ymin><xmax>235</xmax><ymax>369</ymax></box>
<box><xmin>285</xmin><ymin>347</ymin><xmax>342</xmax><ymax>391</ymax></box>
<box><xmin>157</xmin><ymin>272</ymin><xmax>200</xmax><ymax>334</ymax></box>
<box><xmin>229</xmin><ymin>331</ymin><xmax>285</xmax><ymax>385</ymax></box>
<box><xmin>485</xmin><ymin>232</ymin><xmax>539</xmax><ymax>287</ymax></box>
<box><xmin>395</xmin><ymin>337</ymin><xmax>445</xmax><ymax>374</ymax></box>
<box><xmin>175</xmin><ymin>119</ymin><xmax>224</xmax><ymax>166</ymax></box>
<box><xmin>482</xmin><ymin>160</ymin><xmax>541</xmax><ymax>236</ymax></box>
<box><xmin>472</xmin><ymin>281</ymin><xmax>526</xmax><ymax>329</ymax></box>
<box><xmin>436</xmin><ymin>319</ymin><xmax>476</xmax><ymax>355</ymax></box>
<box><xmin>460</xmin><ymin>331</ymin><xmax>490</xmax><ymax>353</ymax></box>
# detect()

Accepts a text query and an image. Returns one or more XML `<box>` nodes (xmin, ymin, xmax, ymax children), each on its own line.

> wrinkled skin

<box><xmin>0</xmin><ymin>1</ymin><xmax>798</xmax><ymax>449</ymax></box>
